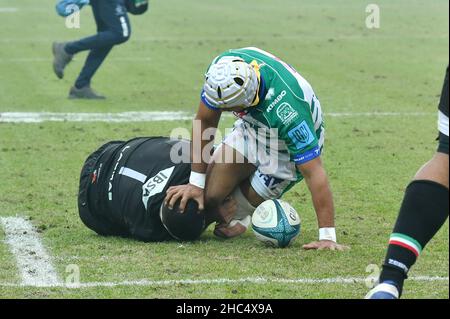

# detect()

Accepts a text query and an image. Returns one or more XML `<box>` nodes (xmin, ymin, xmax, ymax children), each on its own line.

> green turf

<box><xmin>0</xmin><ymin>0</ymin><xmax>448</xmax><ymax>299</ymax></box>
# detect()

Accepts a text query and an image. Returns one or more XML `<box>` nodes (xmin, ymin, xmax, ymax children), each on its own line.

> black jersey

<box><xmin>79</xmin><ymin>137</ymin><xmax>191</xmax><ymax>242</ymax></box>
<box><xmin>438</xmin><ymin>66</ymin><xmax>449</xmax><ymax>117</ymax></box>
<box><xmin>437</xmin><ymin>67</ymin><xmax>449</xmax><ymax>153</ymax></box>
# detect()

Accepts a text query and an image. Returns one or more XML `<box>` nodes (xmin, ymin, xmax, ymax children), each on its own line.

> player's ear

<box><xmin>159</xmin><ymin>199</ymin><xmax>205</xmax><ymax>241</ymax></box>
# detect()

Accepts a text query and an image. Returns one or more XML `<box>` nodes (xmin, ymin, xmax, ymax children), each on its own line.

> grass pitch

<box><xmin>0</xmin><ymin>0</ymin><xmax>448</xmax><ymax>299</ymax></box>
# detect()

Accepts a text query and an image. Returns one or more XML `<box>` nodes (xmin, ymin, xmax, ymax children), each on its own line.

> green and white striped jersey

<box><xmin>201</xmin><ymin>47</ymin><xmax>325</xmax><ymax>165</ymax></box>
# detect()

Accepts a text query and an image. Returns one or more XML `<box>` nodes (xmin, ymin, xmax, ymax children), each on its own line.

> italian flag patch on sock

<box><xmin>389</xmin><ymin>233</ymin><xmax>423</xmax><ymax>257</ymax></box>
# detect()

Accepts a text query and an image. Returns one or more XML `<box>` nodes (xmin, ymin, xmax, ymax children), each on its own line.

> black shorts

<box><xmin>78</xmin><ymin>141</ymin><xmax>128</xmax><ymax>237</ymax></box>
<box><xmin>437</xmin><ymin>132</ymin><xmax>449</xmax><ymax>155</ymax></box>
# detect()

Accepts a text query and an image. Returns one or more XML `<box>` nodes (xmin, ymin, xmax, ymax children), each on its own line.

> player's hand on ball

<box><xmin>165</xmin><ymin>183</ymin><xmax>204</xmax><ymax>213</ymax></box>
<box><xmin>302</xmin><ymin>240</ymin><xmax>350</xmax><ymax>251</ymax></box>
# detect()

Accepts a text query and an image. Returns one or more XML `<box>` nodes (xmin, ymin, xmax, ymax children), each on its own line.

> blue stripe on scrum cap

<box><xmin>200</xmin><ymin>91</ymin><xmax>220</xmax><ymax>111</ymax></box>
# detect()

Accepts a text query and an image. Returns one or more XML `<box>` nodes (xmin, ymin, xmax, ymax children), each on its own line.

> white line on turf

<box><xmin>0</xmin><ymin>112</ymin><xmax>434</xmax><ymax>123</ymax></box>
<box><xmin>0</xmin><ymin>34</ymin><xmax>447</xmax><ymax>43</ymax></box>
<box><xmin>0</xmin><ymin>218</ymin><xmax>446</xmax><ymax>289</ymax></box>
<box><xmin>0</xmin><ymin>217</ymin><xmax>61</xmax><ymax>287</ymax></box>
<box><xmin>0</xmin><ymin>276</ymin><xmax>447</xmax><ymax>289</ymax></box>
<box><xmin>326</xmin><ymin>112</ymin><xmax>433</xmax><ymax>117</ymax></box>
<box><xmin>0</xmin><ymin>57</ymin><xmax>152</xmax><ymax>63</ymax></box>
<box><xmin>0</xmin><ymin>112</ymin><xmax>193</xmax><ymax>123</ymax></box>
<box><xmin>0</xmin><ymin>7</ymin><xmax>17</xmax><ymax>13</ymax></box>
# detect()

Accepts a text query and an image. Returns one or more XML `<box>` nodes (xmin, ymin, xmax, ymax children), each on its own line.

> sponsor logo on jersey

<box><xmin>293</xmin><ymin>146</ymin><xmax>320</xmax><ymax>164</ymax></box>
<box><xmin>276</xmin><ymin>102</ymin><xmax>298</xmax><ymax>125</ymax></box>
<box><xmin>91</xmin><ymin>170</ymin><xmax>98</xmax><ymax>184</ymax></box>
<box><xmin>108</xmin><ymin>146</ymin><xmax>131</xmax><ymax>201</ymax></box>
<box><xmin>115</xmin><ymin>4</ymin><xmax>125</xmax><ymax>16</ymax></box>
<box><xmin>257</xmin><ymin>171</ymin><xmax>284</xmax><ymax>189</ymax></box>
<box><xmin>288</xmin><ymin>121</ymin><xmax>315</xmax><ymax>150</ymax></box>
<box><xmin>92</xmin><ymin>163</ymin><xmax>103</xmax><ymax>184</ymax></box>
<box><xmin>266</xmin><ymin>90</ymin><xmax>286</xmax><ymax>112</ymax></box>
<box><xmin>142</xmin><ymin>166</ymin><xmax>175</xmax><ymax>210</ymax></box>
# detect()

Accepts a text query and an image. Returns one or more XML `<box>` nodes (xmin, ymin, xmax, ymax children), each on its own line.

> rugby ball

<box><xmin>252</xmin><ymin>199</ymin><xmax>301</xmax><ymax>248</ymax></box>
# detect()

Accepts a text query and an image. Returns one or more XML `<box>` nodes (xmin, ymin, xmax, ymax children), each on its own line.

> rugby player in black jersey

<box><xmin>78</xmin><ymin>137</ymin><xmax>255</xmax><ymax>242</ymax></box>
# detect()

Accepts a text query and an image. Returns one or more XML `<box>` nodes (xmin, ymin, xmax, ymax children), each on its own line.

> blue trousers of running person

<box><xmin>65</xmin><ymin>0</ymin><xmax>131</xmax><ymax>89</ymax></box>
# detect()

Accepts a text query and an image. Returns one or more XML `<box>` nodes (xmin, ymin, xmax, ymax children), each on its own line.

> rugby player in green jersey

<box><xmin>166</xmin><ymin>47</ymin><xmax>349</xmax><ymax>251</ymax></box>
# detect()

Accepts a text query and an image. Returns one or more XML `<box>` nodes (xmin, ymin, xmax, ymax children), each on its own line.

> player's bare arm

<box><xmin>203</xmin><ymin>144</ymin><xmax>257</xmax><ymax>223</ymax></box>
<box><xmin>165</xmin><ymin>101</ymin><xmax>221</xmax><ymax>212</ymax></box>
<box><xmin>297</xmin><ymin>157</ymin><xmax>350</xmax><ymax>251</ymax></box>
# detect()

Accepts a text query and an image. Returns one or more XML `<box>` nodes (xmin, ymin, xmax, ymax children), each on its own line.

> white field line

<box><xmin>0</xmin><ymin>57</ymin><xmax>152</xmax><ymax>63</ymax></box>
<box><xmin>0</xmin><ymin>217</ymin><xmax>61</xmax><ymax>287</ymax></box>
<box><xmin>0</xmin><ymin>34</ymin><xmax>448</xmax><ymax>44</ymax></box>
<box><xmin>326</xmin><ymin>112</ymin><xmax>433</xmax><ymax>117</ymax></box>
<box><xmin>0</xmin><ymin>7</ymin><xmax>17</xmax><ymax>13</ymax></box>
<box><xmin>0</xmin><ymin>276</ymin><xmax>447</xmax><ymax>289</ymax></box>
<box><xmin>0</xmin><ymin>111</ymin><xmax>434</xmax><ymax>123</ymax></box>
<box><xmin>0</xmin><ymin>111</ymin><xmax>193</xmax><ymax>123</ymax></box>
<box><xmin>0</xmin><ymin>217</ymin><xmax>446</xmax><ymax>289</ymax></box>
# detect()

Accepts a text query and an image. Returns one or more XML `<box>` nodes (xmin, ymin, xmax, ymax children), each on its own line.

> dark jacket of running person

<box><xmin>53</xmin><ymin>0</ymin><xmax>143</xmax><ymax>99</ymax></box>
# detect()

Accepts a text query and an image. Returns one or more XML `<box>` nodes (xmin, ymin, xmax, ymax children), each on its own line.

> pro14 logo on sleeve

<box><xmin>288</xmin><ymin>121</ymin><xmax>315</xmax><ymax>150</ymax></box>
<box><xmin>142</xmin><ymin>166</ymin><xmax>175</xmax><ymax>210</ymax></box>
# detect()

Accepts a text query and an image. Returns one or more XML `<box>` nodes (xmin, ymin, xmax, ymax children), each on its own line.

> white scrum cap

<box><xmin>202</xmin><ymin>56</ymin><xmax>260</xmax><ymax>109</ymax></box>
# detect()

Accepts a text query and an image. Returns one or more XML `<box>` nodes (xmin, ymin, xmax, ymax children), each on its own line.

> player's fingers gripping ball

<box><xmin>252</xmin><ymin>200</ymin><xmax>301</xmax><ymax>248</ymax></box>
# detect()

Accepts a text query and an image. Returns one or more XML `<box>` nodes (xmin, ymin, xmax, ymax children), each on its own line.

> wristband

<box><xmin>189</xmin><ymin>172</ymin><xmax>206</xmax><ymax>189</ymax></box>
<box><xmin>319</xmin><ymin>227</ymin><xmax>336</xmax><ymax>242</ymax></box>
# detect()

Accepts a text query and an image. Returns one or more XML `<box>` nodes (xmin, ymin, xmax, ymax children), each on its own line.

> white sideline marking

<box><xmin>0</xmin><ymin>112</ymin><xmax>434</xmax><ymax>123</ymax></box>
<box><xmin>0</xmin><ymin>276</ymin><xmax>447</xmax><ymax>289</ymax></box>
<box><xmin>0</xmin><ymin>112</ymin><xmax>193</xmax><ymax>123</ymax></box>
<box><xmin>326</xmin><ymin>112</ymin><xmax>433</xmax><ymax>117</ymax></box>
<box><xmin>0</xmin><ymin>7</ymin><xmax>17</xmax><ymax>13</ymax></box>
<box><xmin>0</xmin><ymin>57</ymin><xmax>152</xmax><ymax>63</ymax></box>
<box><xmin>0</xmin><ymin>34</ymin><xmax>447</xmax><ymax>43</ymax></box>
<box><xmin>0</xmin><ymin>217</ymin><xmax>61</xmax><ymax>287</ymax></box>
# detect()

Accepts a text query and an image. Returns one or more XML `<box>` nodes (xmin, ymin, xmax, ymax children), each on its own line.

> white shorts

<box><xmin>221</xmin><ymin>119</ymin><xmax>324</xmax><ymax>200</ymax></box>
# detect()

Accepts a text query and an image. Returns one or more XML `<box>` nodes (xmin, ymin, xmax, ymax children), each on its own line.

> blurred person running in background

<box><xmin>52</xmin><ymin>0</ymin><xmax>147</xmax><ymax>99</ymax></box>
